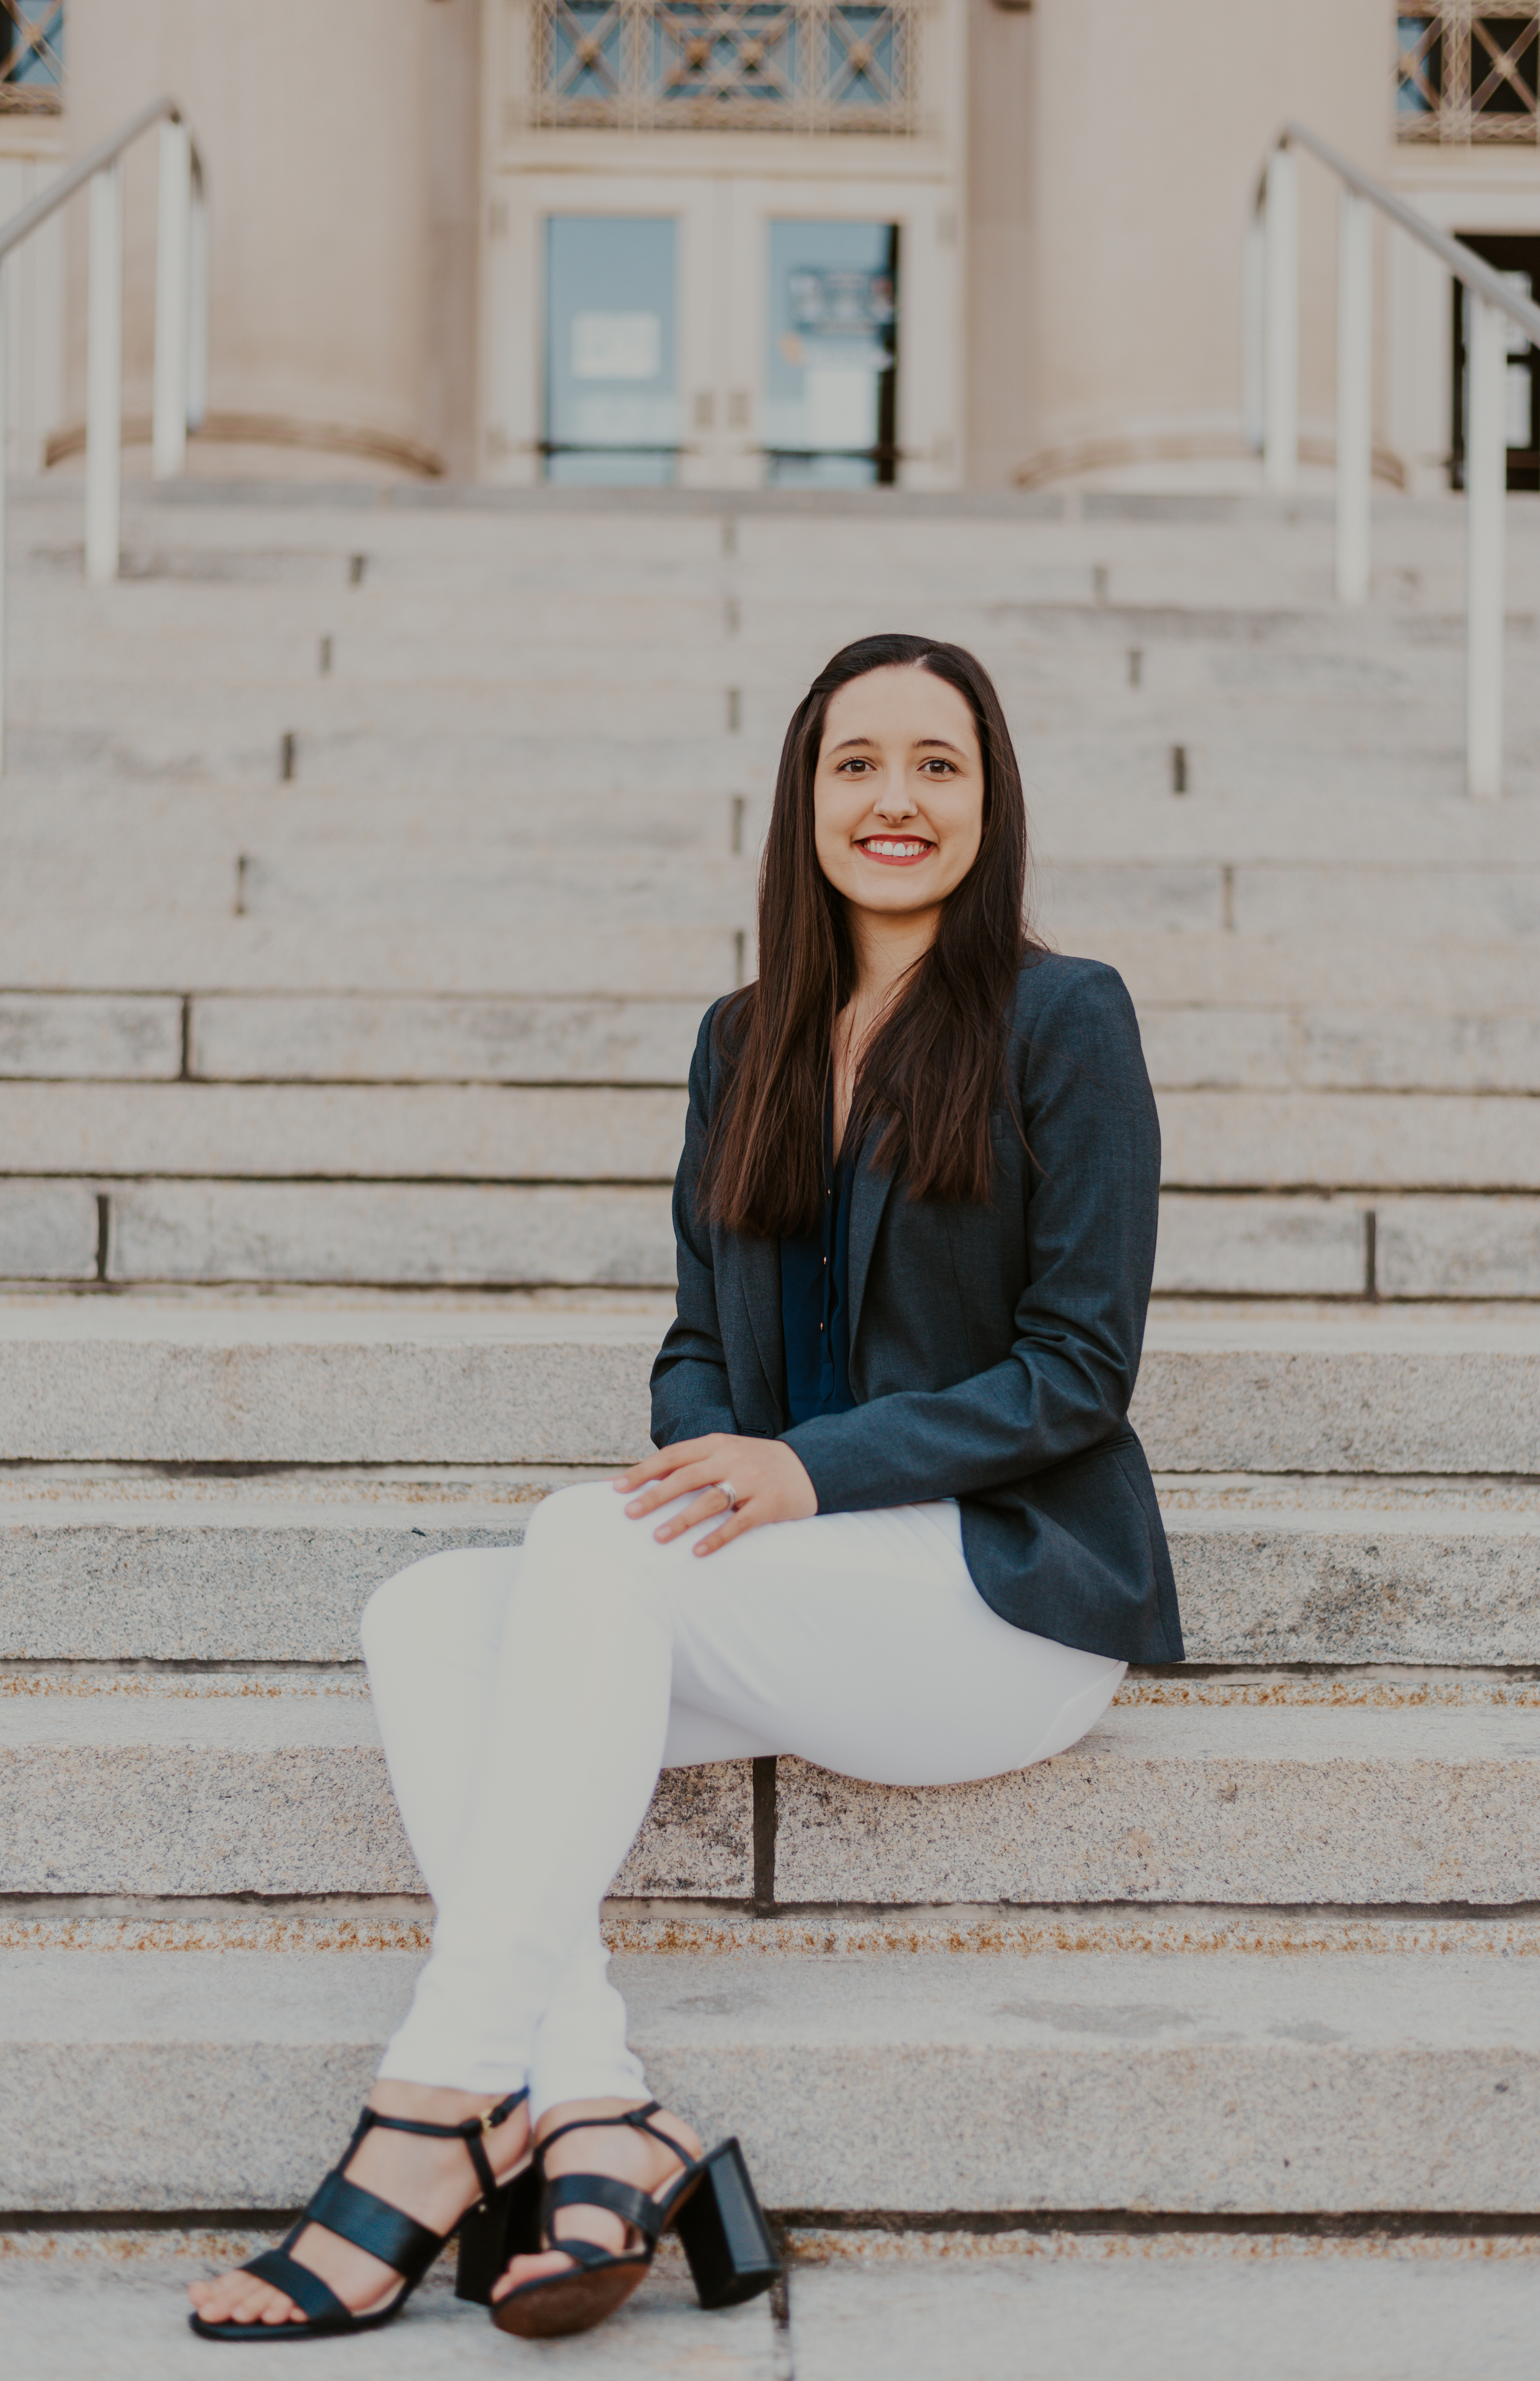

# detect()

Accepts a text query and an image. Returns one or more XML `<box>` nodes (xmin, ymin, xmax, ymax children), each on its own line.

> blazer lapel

<box><xmin>731</xmin><ymin>1227</ymin><xmax>785</xmax><ymax>1423</ymax></box>
<box><xmin>847</xmin><ymin>1141</ymin><xmax>895</xmax><ymax>1359</ymax></box>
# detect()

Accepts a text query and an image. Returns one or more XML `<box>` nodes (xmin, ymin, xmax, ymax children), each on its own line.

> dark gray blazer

<box><xmin>649</xmin><ymin>952</ymin><xmax>1182</xmax><ymax>1665</ymax></box>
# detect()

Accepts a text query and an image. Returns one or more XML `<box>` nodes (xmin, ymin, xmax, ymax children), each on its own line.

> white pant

<box><xmin>362</xmin><ymin>1481</ymin><xmax>1124</xmax><ymax>2118</ymax></box>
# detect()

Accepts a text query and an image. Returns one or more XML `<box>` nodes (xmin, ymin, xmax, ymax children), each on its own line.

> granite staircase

<box><xmin>2</xmin><ymin>477</ymin><xmax>1539</xmax><ymax>2369</ymax></box>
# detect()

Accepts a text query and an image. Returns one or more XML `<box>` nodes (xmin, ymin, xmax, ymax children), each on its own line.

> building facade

<box><xmin>2</xmin><ymin>0</ymin><xmax>1538</xmax><ymax>492</ymax></box>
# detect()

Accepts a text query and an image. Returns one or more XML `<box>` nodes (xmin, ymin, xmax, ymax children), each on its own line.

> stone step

<box><xmin>0</xmin><ymin>845</ymin><xmax>758</xmax><ymax>923</ymax></box>
<box><xmin>0</xmin><ymin>1298</ymin><xmax>1536</xmax><ymax>1470</ymax></box>
<box><xmin>15</xmin><ymin>496</ymin><xmax>1536</xmax><ymax>607</ymax></box>
<box><xmin>3</xmin><ymin>1473</ymin><xmax>1537</xmax><ymax>1666</ymax></box>
<box><xmin>0</xmin><ymin>2237</ymin><xmax>771</xmax><ymax>2377</ymax></box>
<box><xmin>13</xmin><ymin>2228</ymin><xmax>1528</xmax><ymax>2381</ymax></box>
<box><xmin>0</xmin><ymin>1082</ymin><xmax>1534</xmax><ymax>1196</ymax></box>
<box><xmin>13</xmin><ymin>608</ymin><xmax>1515</xmax><ymax>690</ymax></box>
<box><xmin>0</xmin><ymin>1082</ymin><xmax>690</xmax><ymax>1178</ymax></box>
<box><xmin>10</xmin><ymin>840</ymin><xmax>1540</xmax><ymax>947</ymax></box>
<box><xmin>11</xmin><ymin>780</ymin><xmax>1540</xmax><ymax>871</ymax></box>
<box><xmin>3</xmin><ymin>1680</ymin><xmax>1537</xmax><ymax>1906</ymax></box>
<box><xmin>17</xmin><ymin>517</ymin><xmax>1516</xmax><ymax>619</ymax></box>
<box><xmin>2</xmin><ymin>1942</ymin><xmax>1536</xmax><ymax>2212</ymax></box>
<box><xmin>7</xmin><ymin>990</ymin><xmax>1540</xmax><ymax>1097</ymax></box>
<box><xmin>1</xmin><ymin>919</ymin><xmax>1534</xmax><ymax>1013</ymax></box>
<box><xmin>13</xmin><ymin>717</ymin><xmax>1536</xmax><ymax>809</ymax></box>
<box><xmin>13</xmin><ymin>640</ymin><xmax>1527</xmax><ymax>742</ymax></box>
<box><xmin>3</xmin><ymin>1180</ymin><xmax>1540</xmax><ymax>1297</ymax></box>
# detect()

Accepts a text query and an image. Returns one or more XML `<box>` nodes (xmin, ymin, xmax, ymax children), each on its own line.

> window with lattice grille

<box><xmin>1398</xmin><ymin>5</ymin><xmax>1538</xmax><ymax>142</ymax></box>
<box><xmin>0</xmin><ymin>1</ymin><xmax>62</xmax><ymax>112</ymax></box>
<box><xmin>530</xmin><ymin>0</ymin><xmax>918</xmax><ymax>132</ymax></box>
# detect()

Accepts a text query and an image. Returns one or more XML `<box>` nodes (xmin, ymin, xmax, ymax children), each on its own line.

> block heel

<box><xmin>490</xmin><ymin>2102</ymin><xmax>781</xmax><ymax>2340</ymax></box>
<box><xmin>671</xmin><ymin>2137</ymin><xmax>781</xmax><ymax>2309</ymax></box>
<box><xmin>455</xmin><ymin>2161</ymin><xmax>541</xmax><ymax>2305</ymax></box>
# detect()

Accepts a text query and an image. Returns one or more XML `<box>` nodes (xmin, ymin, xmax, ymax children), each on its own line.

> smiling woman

<box><xmin>189</xmin><ymin>635</ymin><xmax>1180</xmax><ymax>2352</ymax></box>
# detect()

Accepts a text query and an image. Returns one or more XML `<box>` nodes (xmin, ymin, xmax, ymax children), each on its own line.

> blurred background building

<box><xmin>3</xmin><ymin>0</ymin><xmax>1537</xmax><ymax>496</ymax></box>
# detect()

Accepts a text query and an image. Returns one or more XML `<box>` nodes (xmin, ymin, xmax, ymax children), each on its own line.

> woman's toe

<box><xmin>492</xmin><ymin>2249</ymin><xmax>567</xmax><ymax>2300</ymax></box>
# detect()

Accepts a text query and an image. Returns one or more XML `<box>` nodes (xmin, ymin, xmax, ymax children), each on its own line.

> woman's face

<box><xmin>813</xmin><ymin>664</ymin><xmax>985</xmax><ymax>927</ymax></box>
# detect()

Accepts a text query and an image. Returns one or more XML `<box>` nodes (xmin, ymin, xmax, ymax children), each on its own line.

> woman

<box><xmin>189</xmin><ymin>632</ymin><xmax>1181</xmax><ymax>2346</ymax></box>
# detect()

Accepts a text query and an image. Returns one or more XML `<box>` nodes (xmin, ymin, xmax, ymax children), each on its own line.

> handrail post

<box><xmin>1465</xmin><ymin>291</ymin><xmax>1506</xmax><ymax>800</ymax></box>
<box><xmin>1335</xmin><ymin>188</ymin><xmax>1372</xmax><ymax>605</ymax></box>
<box><xmin>85</xmin><ymin>161</ymin><xmax>123</xmax><ymax>584</ymax></box>
<box><xmin>153</xmin><ymin>118</ymin><xmax>192</xmax><ymax>479</ymax></box>
<box><xmin>1263</xmin><ymin>144</ymin><xmax>1298</xmax><ymax>492</ymax></box>
<box><xmin>188</xmin><ymin>160</ymin><xmax>209</xmax><ymax>432</ymax></box>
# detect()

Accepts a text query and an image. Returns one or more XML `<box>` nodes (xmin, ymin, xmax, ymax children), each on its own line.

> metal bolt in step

<box><xmin>279</xmin><ymin>731</ymin><xmax>296</xmax><ymax>782</ymax></box>
<box><xmin>348</xmin><ymin>554</ymin><xmax>366</xmax><ymax>587</ymax></box>
<box><xmin>1128</xmin><ymin>648</ymin><xmax>1143</xmax><ymax>688</ymax></box>
<box><xmin>1171</xmin><ymin>744</ymin><xmax>1188</xmax><ymax>795</ymax></box>
<box><xmin>728</xmin><ymin>688</ymin><xmax>742</xmax><ymax>733</ymax></box>
<box><xmin>731</xmin><ymin>795</ymin><xmax>745</xmax><ymax>856</ymax></box>
<box><xmin>318</xmin><ymin>636</ymin><xmax>332</xmax><ymax>675</ymax></box>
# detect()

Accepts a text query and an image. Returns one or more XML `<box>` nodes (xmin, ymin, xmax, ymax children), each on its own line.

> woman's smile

<box><xmin>857</xmin><ymin>834</ymin><xmax>936</xmax><ymax>865</ymax></box>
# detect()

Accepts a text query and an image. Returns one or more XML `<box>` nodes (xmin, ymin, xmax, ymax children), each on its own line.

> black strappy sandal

<box><xmin>473</xmin><ymin>2101</ymin><xmax>780</xmax><ymax>2342</ymax></box>
<box><xmin>190</xmin><ymin>2087</ymin><xmax>533</xmax><ymax>2342</ymax></box>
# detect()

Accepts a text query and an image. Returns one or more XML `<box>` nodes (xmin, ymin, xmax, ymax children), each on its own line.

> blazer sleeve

<box><xmin>649</xmin><ymin>1003</ymin><xmax>741</xmax><ymax>1448</ymax></box>
<box><xmin>781</xmin><ymin>962</ymin><xmax>1160</xmax><ymax>1512</ymax></box>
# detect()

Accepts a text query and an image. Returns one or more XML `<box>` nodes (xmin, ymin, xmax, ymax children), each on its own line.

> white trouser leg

<box><xmin>362</xmin><ymin>1549</ymin><xmax>780</xmax><ymax>2108</ymax></box>
<box><xmin>363</xmin><ymin>1545</ymin><xmax>652</xmax><ymax>2106</ymax></box>
<box><xmin>363</xmin><ymin>1484</ymin><xmax>1124</xmax><ymax>2115</ymax></box>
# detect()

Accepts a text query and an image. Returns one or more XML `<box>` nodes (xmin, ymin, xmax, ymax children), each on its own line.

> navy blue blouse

<box><xmin>780</xmin><ymin>1091</ymin><xmax>858</xmax><ymax>1427</ymax></box>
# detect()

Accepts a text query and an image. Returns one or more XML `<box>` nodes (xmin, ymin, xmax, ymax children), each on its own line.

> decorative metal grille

<box><xmin>0</xmin><ymin>1</ymin><xmax>63</xmax><ymax>112</ymax></box>
<box><xmin>1397</xmin><ymin>6</ymin><xmax>1539</xmax><ymax>142</ymax></box>
<box><xmin>530</xmin><ymin>0</ymin><xmax>919</xmax><ymax>133</ymax></box>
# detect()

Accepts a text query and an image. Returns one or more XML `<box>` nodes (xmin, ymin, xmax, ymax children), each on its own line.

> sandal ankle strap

<box><xmin>536</xmin><ymin>2101</ymin><xmax>675</xmax><ymax>2161</ymax></box>
<box><xmin>358</xmin><ymin>2086</ymin><xmax>529</xmax><ymax>2202</ymax></box>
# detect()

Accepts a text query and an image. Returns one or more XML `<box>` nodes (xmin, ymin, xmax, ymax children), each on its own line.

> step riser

<box><xmin>4</xmin><ymin>1721</ymin><xmax>1534</xmax><ymax>1905</ymax></box>
<box><xmin>8</xmin><ymin>994</ymin><xmax>1540</xmax><ymax>1096</ymax></box>
<box><xmin>4</xmin><ymin>1518</ymin><xmax>1535</xmax><ymax>1664</ymax></box>
<box><xmin>0</xmin><ymin>1742</ymin><xmax>748</xmax><ymax>1899</ymax></box>
<box><xmin>2</xmin><ymin>1950</ymin><xmax>1534</xmax><ymax>2215</ymax></box>
<box><xmin>2</xmin><ymin>924</ymin><xmax>1535</xmax><ymax>1008</ymax></box>
<box><xmin>11</xmin><ymin>783</ymin><xmax>1540</xmax><ymax>870</ymax></box>
<box><xmin>5</xmin><ymin>1184</ymin><xmax>1540</xmax><ymax>1298</ymax></box>
<box><xmin>12</xmin><ymin>854</ymin><xmax>1540</xmax><ymax>943</ymax></box>
<box><xmin>1</xmin><ymin>1085</ymin><xmax>1537</xmax><ymax>1190</ymax></box>
<box><xmin>0</xmin><ymin>1341</ymin><xmax>1534</xmax><ymax>1470</ymax></box>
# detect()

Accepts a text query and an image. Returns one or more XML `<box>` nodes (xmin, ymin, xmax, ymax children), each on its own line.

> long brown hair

<box><xmin>701</xmin><ymin>634</ymin><xmax>1035</xmax><ymax>1238</ymax></box>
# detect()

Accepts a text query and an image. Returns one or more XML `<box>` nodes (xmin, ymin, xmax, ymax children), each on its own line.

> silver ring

<box><xmin>714</xmin><ymin>1480</ymin><xmax>738</xmax><ymax>1512</ymax></box>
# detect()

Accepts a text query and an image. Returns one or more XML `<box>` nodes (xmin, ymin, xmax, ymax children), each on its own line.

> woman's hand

<box><xmin>616</xmin><ymin>1433</ymin><xmax>817</xmax><ymax>1555</ymax></box>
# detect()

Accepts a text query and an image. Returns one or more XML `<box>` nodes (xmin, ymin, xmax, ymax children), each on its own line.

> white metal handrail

<box><xmin>1254</xmin><ymin>121</ymin><xmax>1540</xmax><ymax>803</ymax></box>
<box><xmin>0</xmin><ymin>93</ymin><xmax>207</xmax><ymax>770</ymax></box>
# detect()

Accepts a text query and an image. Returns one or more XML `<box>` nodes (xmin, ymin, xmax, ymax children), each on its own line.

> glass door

<box><xmin>761</xmin><ymin>220</ymin><xmax>898</xmax><ymax>487</ymax></box>
<box><xmin>1451</xmin><ymin>233</ymin><xmax>1540</xmax><ymax>495</ymax></box>
<box><xmin>544</xmin><ymin>216</ymin><xmax>681</xmax><ymax>485</ymax></box>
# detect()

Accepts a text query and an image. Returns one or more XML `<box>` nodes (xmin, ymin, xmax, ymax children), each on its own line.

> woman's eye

<box><xmin>920</xmin><ymin>758</ymin><xmax>956</xmax><ymax>775</ymax></box>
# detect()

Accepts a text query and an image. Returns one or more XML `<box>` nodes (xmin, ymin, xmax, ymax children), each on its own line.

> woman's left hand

<box><xmin>616</xmin><ymin>1432</ymin><xmax>817</xmax><ymax>1555</ymax></box>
